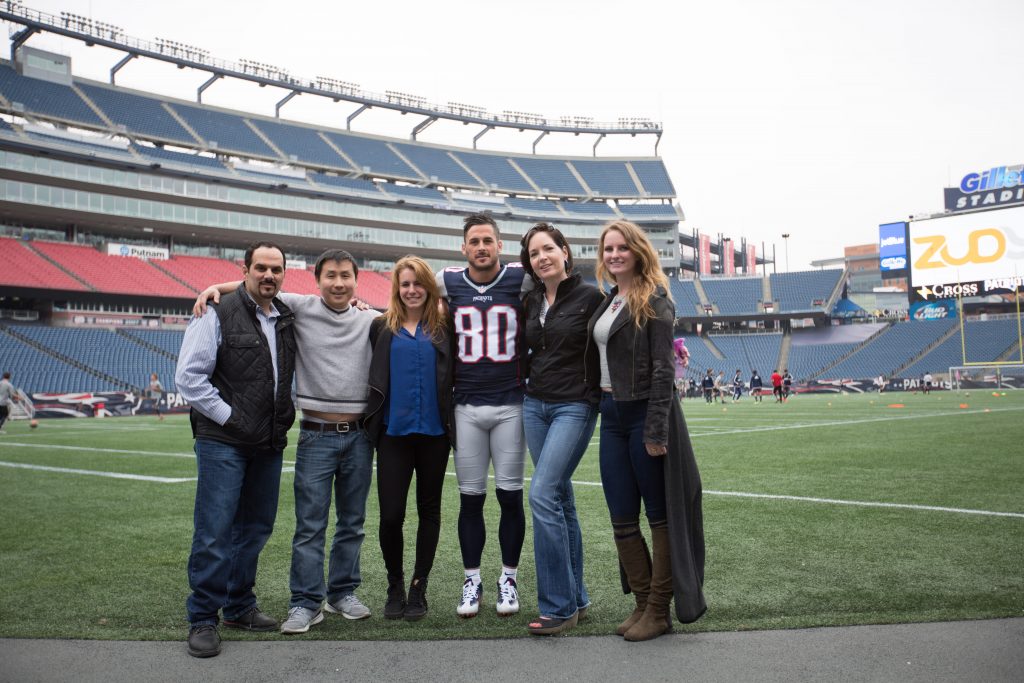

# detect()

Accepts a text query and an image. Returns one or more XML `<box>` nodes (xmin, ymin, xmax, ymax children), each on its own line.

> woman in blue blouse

<box><xmin>366</xmin><ymin>255</ymin><xmax>454</xmax><ymax>621</ymax></box>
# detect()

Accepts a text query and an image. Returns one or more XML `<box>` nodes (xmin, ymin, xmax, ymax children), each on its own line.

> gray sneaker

<box><xmin>280</xmin><ymin>606</ymin><xmax>324</xmax><ymax>634</ymax></box>
<box><xmin>325</xmin><ymin>594</ymin><xmax>371</xmax><ymax>620</ymax></box>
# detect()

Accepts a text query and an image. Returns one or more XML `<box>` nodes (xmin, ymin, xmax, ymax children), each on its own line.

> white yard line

<box><xmin>0</xmin><ymin>460</ymin><xmax>194</xmax><ymax>483</ymax></box>
<box><xmin>0</xmin><ymin>442</ymin><xmax>195</xmax><ymax>458</ymax></box>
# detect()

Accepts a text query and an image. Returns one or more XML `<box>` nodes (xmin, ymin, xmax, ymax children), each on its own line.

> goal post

<box><xmin>948</xmin><ymin>364</ymin><xmax>1024</xmax><ymax>391</ymax></box>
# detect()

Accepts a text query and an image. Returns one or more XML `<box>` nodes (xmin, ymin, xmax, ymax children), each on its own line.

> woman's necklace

<box><xmin>610</xmin><ymin>295</ymin><xmax>625</xmax><ymax>313</ymax></box>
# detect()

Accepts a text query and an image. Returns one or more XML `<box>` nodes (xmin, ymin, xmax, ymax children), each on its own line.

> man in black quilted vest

<box><xmin>175</xmin><ymin>241</ymin><xmax>297</xmax><ymax>658</ymax></box>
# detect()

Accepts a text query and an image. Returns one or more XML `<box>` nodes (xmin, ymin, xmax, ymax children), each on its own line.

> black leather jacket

<box><xmin>588</xmin><ymin>285</ymin><xmax>676</xmax><ymax>445</ymax></box>
<box><xmin>523</xmin><ymin>272</ymin><xmax>604</xmax><ymax>404</ymax></box>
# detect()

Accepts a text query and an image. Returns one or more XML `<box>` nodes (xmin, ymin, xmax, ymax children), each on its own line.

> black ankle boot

<box><xmin>404</xmin><ymin>577</ymin><xmax>428</xmax><ymax>621</ymax></box>
<box><xmin>384</xmin><ymin>576</ymin><xmax>406</xmax><ymax>620</ymax></box>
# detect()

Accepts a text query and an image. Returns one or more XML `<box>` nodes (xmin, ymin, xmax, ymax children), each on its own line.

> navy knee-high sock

<box><xmin>495</xmin><ymin>487</ymin><xmax>525</xmax><ymax>569</ymax></box>
<box><xmin>457</xmin><ymin>492</ymin><xmax>486</xmax><ymax>569</ymax></box>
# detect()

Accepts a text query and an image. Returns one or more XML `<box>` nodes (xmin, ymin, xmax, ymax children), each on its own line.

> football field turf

<box><xmin>1</xmin><ymin>390</ymin><xmax>1021</xmax><ymax>641</ymax></box>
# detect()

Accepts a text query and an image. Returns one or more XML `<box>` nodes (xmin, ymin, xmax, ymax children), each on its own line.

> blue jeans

<box><xmin>598</xmin><ymin>395</ymin><xmax>667</xmax><ymax>524</ymax></box>
<box><xmin>186</xmin><ymin>438</ymin><xmax>283</xmax><ymax>626</ymax></box>
<box><xmin>523</xmin><ymin>396</ymin><xmax>597</xmax><ymax>619</ymax></box>
<box><xmin>289</xmin><ymin>427</ymin><xmax>374</xmax><ymax>609</ymax></box>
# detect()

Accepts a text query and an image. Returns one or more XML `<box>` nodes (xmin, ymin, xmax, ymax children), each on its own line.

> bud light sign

<box><xmin>910</xmin><ymin>299</ymin><xmax>957</xmax><ymax>321</ymax></box>
<box><xmin>879</xmin><ymin>221</ymin><xmax>908</xmax><ymax>273</ymax></box>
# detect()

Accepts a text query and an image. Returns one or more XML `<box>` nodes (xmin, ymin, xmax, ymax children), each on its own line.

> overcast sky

<box><xmin>11</xmin><ymin>0</ymin><xmax>1024</xmax><ymax>271</ymax></box>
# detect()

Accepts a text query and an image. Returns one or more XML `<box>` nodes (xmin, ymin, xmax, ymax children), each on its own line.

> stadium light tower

<box><xmin>781</xmin><ymin>233</ymin><xmax>790</xmax><ymax>272</ymax></box>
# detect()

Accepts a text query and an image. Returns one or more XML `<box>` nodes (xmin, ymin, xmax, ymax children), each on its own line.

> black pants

<box><xmin>0</xmin><ymin>405</ymin><xmax>8</xmax><ymax>429</ymax></box>
<box><xmin>376</xmin><ymin>432</ymin><xmax>451</xmax><ymax>580</ymax></box>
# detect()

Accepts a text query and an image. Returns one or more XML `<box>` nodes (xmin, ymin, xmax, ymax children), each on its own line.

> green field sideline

<box><xmin>1</xmin><ymin>390</ymin><xmax>1022</xmax><ymax>641</ymax></box>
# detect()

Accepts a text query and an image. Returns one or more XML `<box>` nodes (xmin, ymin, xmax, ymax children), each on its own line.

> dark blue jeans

<box><xmin>598</xmin><ymin>395</ymin><xmax>667</xmax><ymax>524</ymax></box>
<box><xmin>186</xmin><ymin>438</ymin><xmax>283</xmax><ymax>626</ymax></box>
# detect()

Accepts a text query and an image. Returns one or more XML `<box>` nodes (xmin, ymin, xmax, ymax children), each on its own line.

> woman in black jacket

<box><xmin>365</xmin><ymin>255</ymin><xmax>454</xmax><ymax>622</ymax></box>
<box><xmin>519</xmin><ymin>223</ymin><xmax>604</xmax><ymax>635</ymax></box>
<box><xmin>589</xmin><ymin>220</ymin><xmax>706</xmax><ymax>641</ymax></box>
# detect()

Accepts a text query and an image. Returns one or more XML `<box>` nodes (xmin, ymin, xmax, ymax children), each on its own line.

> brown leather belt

<box><xmin>299</xmin><ymin>419</ymin><xmax>362</xmax><ymax>433</ymax></box>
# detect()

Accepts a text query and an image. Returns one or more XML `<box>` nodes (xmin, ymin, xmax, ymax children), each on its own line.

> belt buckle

<box><xmin>333</xmin><ymin>422</ymin><xmax>351</xmax><ymax>433</ymax></box>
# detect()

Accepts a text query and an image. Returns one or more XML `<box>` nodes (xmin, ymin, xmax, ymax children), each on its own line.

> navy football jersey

<box><xmin>438</xmin><ymin>263</ymin><xmax>528</xmax><ymax>405</ymax></box>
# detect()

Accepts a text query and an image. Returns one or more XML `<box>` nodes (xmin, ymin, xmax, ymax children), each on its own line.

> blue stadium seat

<box><xmin>381</xmin><ymin>183</ymin><xmax>448</xmax><ymax>204</ymax></box>
<box><xmin>310</xmin><ymin>173</ymin><xmax>383</xmax><ymax>196</ymax></box>
<box><xmin>670</xmin><ymin>279</ymin><xmax>704</xmax><ymax>317</ymax></box>
<box><xmin>165</xmin><ymin>102</ymin><xmax>277</xmax><ymax>157</ymax></box>
<box><xmin>0</xmin><ymin>64</ymin><xmax>104</xmax><ymax>128</ymax></box>
<box><xmin>515</xmin><ymin>157</ymin><xmax>585</xmax><ymax>196</ymax></box>
<box><xmin>505</xmin><ymin>198</ymin><xmax>562</xmax><ymax>215</ymax></box>
<box><xmin>769</xmin><ymin>270</ymin><xmax>844</xmax><ymax>313</ymax></box>
<box><xmin>321</xmin><ymin>131</ymin><xmax>420</xmax><ymax>180</ymax></box>
<box><xmin>133</xmin><ymin>144</ymin><xmax>228</xmax><ymax>171</ymax></box>
<box><xmin>701</xmin><ymin>278</ymin><xmax>763</xmax><ymax>316</ymax></box>
<box><xmin>390</xmin><ymin>142</ymin><xmax>480</xmax><ymax>188</ymax></box>
<box><xmin>821</xmin><ymin>319</ymin><xmax>957</xmax><ymax>379</ymax></box>
<box><xmin>77</xmin><ymin>82</ymin><xmax>195</xmax><ymax>145</ymax></box>
<box><xmin>618</xmin><ymin>204</ymin><xmax>678</xmax><ymax>219</ymax></box>
<box><xmin>451</xmin><ymin>151</ymin><xmax>534</xmax><ymax>193</ymax></box>
<box><xmin>248</xmin><ymin>118</ymin><xmax>353</xmax><ymax>170</ymax></box>
<box><xmin>560</xmin><ymin>201</ymin><xmax>617</xmax><ymax>217</ymax></box>
<box><xmin>629</xmin><ymin>160</ymin><xmax>675</xmax><ymax>196</ymax></box>
<box><xmin>570</xmin><ymin>160</ymin><xmax>639</xmax><ymax>196</ymax></box>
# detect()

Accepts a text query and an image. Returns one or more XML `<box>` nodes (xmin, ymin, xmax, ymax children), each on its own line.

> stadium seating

<box><xmin>0</xmin><ymin>64</ymin><xmax>103</xmax><ymax>127</ymax></box>
<box><xmin>0</xmin><ymin>237</ymin><xmax>90</xmax><ymax>291</ymax></box>
<box><xmin>353</xmin><ymin>270</ymin><xmax>392</xmax><ymax>309</ymax></box>
<box><xmin>819</xmin><ymin>319</ymin><xmax>957</xmax><ymax>379</ymax></box>
<box><xmin>571</xmin><ymin>159</ymin><xmax>640</xmax><ymax>197</ymax></box>
<box><xmin>451</xmin><ymin>152</ymin><xmax>534</xmax><ymax>193</ymax></box>
<box><xmin>670</xmin><ymin>279</ymin><xmax>704</xmax><ymax>317</ymax></box>
<box><xmin>30</xmin><ymin>242</ymin><xmax>196</xmax><ymax>298</ymax></box>
<box><xmin>0</xmin><ymin>328</ymin><xmax>121</xmax><ymax>393</ymax></box>
<box><xmin>787</xmin><ymin>342</ymin><xmax>860</xmax><ymax>381</ymax></box>
<box><xmin>617</xmin><ymin>204</ymin><xmax>679</xmax><ymax>219</ymax></box>
<box><xmin>119</xmin><ymin>328</ymin><xmax>185</xmax><ymax>359</ymax></box>
<box><xmin>248</xmin><ymin>118</ymin><xmax>352</xmax><ymax>171</ymax></box>
<box><xmin>8</xmin><ymin>325</ymin><xmax>175</xmax><ymax>391</ymax></box>
<box><xmin>506</xmin><ymin>198</ymin><xmax>562</xmax><ymax>215</ymax></box>
<box><xmin>390</xmin><ymin>142</ymin><xmax>480</xmax><ymax>188</ymax></box>
<box><xmin>900</xmin><ymin>318</ymin><xmax>1022</xmax><ymax>378</ymax></box>
<box><xmin>152</xmin><ymin>255</ymin><xmax>241</xmax><ymax>294</ymax></box>
<box><xmin>76</xmin><ymin>82</ymin><xmax>195</xmax><ymax>145</ymax></box>
<box><xmin>701</xmin><ymin>277</ymin><xmax>764</xmax><ymax>316</ymax></box>
<box><xmin>629</xmin><ymin>160</ymin><xmax>676</xmax><ymax>196</ymax></box>
<box><xmin>165</xmin><ymin>102</ymin><xmax>276</xmax><ymax>158</ymax></box>
<box><xmin>382</xmin><ymin>184</ymin><xmax>448</xmax><ymax>204</ymax></box>
<box><xmin>560</xmin><ymin>201</ymin><xmax>617</xmax><ymax>218</ymax></box>
<box><xmin>309</xmin><ymin>172</ymin><xmax>383</xmax><ymax>196</ymax></box>
<box><xmin>682</xmin><ymin>333</ymin><xmax>782</xmax><ymax>381</ymax></box>
<box><xmin>769</xmin><ymin>269</ymin><xmax>843</xmax><ymax>313</ymax></box>
<box><xmin>132</xmin><ymin>144</ymin><xmax>228</xmax><ymax>171</ymax></box>
<box><xmin>321</xmin><ymin>131</ymin><xmax>420</xmax><ymax>180</ymax></box>
<box><xmin>515</xmin><ymin>157</ymin><xmax>585</xmax><ymax>196</ymax></box>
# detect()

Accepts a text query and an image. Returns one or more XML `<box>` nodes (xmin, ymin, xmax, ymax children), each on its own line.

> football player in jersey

<box><xmin>436</xmin><ymin>214</ymin><xmax>530</xmax><ymax>618</ymax></box>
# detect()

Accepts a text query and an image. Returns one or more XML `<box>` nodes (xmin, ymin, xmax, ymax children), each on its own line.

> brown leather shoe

<box><xmin>223</xmin><ymin>607</ymin><xmax>278</xmax><ymax>632</ymax></box>
<box><xmin>187</xmin><ymin>625</ymin><xmax>221</xmax><ymax>658</ymax></box>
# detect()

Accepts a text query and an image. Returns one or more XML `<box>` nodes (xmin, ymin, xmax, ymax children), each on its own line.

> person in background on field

<box><xmin>148</xmin><ymin>372</ymin><xmax>166</xmax><ymax>421</ymax></box>
<box><xmin>750</xmin><ymin>369</ymin><xmax>763</xmax><ymax>403</ymax></box>
<box><xmin>700</xmin><ymin>369</ymin><xmax>715</xmax><ymax>404</ymax></box>
<box><xmin>876</xmin><ymin>374</ymin><xmax>886</xmax><ymax>394</ymax></box>
<box><xmin>365</xmin><ymin>255</ymin><xmax>455</xmax><ymax>622</ymax></box>
<box><xmin>176</xmin><ymin>242</ymin><xmax>297</xmax><ymax>658</ymax></box>
<box><xmin>923</xmin><ymin>371</ymin><xmax>933</xmax><ymax>394</ymax></box>
<box><xmin>519</xmin><ymin>223</ymin><xmax>604</xmax><ymax>636</ymax></box>
<box><xmin>782</xmin><ymin>369</ymin><xmax>793</xmax><ymax>400</ymax></box>
<box><xmin>0</xmin><ymin>371</ymin><xmax>21</xmax><ymax>433</ymax></box>
<box><xmin>731</xmin><ymin>369</ymin><xmax>743</xmax><ymax>402</ymax></box>
<box><xmin>194</xmin><ymin>249</ymin><xmax>381</xmax><ymax>636</ymax></box>
<box><xmin>771</xmin><ymin>369</ymin><xmax>783</xmax><ymax>402</ymax></box>
<box><xmin>590</xmin><ymin>220</ymin><xmax>706</xmax><ymax>642</ymax></box>
<box><xmin>714</xmin><ymin>371</ymin><xmax>726</xmax><ymax>402</ymax></box>
<box><xmin>673</xmin><ymin>338</ymin><xmax>689</xmax><ymax>404</ymax></box>
<box><xmin>437</xmin><ymin>213</ymin><xmax>530</xmax><ymax>619</ymax></box>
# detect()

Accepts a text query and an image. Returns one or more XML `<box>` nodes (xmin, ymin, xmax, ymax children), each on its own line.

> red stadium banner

<box><xmin>722</xmin><ymin>239</ymin><xmax>735</xmax><ymax>275</ymax></box>
<box><xmin>699</xmin><ymin>233</ymin><xmax>711</xmax><ymax>275</ymax></box>
<box><xmin>746</xmin><ymin>244</ymin><xmax>757</xmax><ymax>274</ymax></box>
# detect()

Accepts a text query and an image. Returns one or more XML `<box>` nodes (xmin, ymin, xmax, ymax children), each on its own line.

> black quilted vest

<box><xmin>190</xmin><ymin>285</ymin><xmax>296</xmax><ymax>451</ymax></box>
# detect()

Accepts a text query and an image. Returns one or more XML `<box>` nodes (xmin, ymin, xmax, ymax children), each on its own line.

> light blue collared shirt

<box><xmin>175</xmin><ymin>289</ymin><xmax>281</xmax><ymax>426</ymax></box>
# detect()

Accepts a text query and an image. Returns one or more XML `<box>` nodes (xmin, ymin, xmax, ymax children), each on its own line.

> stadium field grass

<box><xmin>0</xmin><ymin>390</ymin><xmax>1021</xmax><ymax>641</ymax></box>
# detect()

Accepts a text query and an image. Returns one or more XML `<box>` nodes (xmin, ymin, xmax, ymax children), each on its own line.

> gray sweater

<box><xmin>279</xmin><ymin>293</ymin><xmax>380</xmax><ymax>415</ymax></box>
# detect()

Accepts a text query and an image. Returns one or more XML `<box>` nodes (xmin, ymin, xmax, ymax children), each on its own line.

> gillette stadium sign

<box><xmin>944</xmin><ymin>164</ymin><xmax>1024</xmax><ymax>212</ymax></box>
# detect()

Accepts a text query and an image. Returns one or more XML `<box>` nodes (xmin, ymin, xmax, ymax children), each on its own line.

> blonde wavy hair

<box><xmin>383</xmin><ymin>255</ymin><xmax>447</xmax><ymax>340</ymax></box>
<box><xmin>595</xmin><ymin>220</ymin><xmax>672</xmax><ymax>327</ymax></box>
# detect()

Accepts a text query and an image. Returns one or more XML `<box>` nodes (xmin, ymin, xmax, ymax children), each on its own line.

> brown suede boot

<box><xmin>613</xmin><ymin>525</ymin><xmax>652</xmax><ymax>636</ymax></box>
<box><xmin>624</xmin><ymin>524</ymin><xmax>674</xmax><ymax>642</ymax></box>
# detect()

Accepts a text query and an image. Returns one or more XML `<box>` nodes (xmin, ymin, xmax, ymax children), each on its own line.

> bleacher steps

<box><xmin>702</xmin><ymin>336</ymin><xmax>725</xmax><ymax>360</ymax></box>
<box><xmin>810</xmin><ymin>322</ymin><xmax>893</xmax><ymax>379</ymax></box>
<box><xmin>0</xmin><ymin>324</ymin><xmax>135</xmax><ymax>392</ymax></box>
<box><xmin>24</xmin><ymin>243</ymin><xmax>95</xmax><ymax>291</ymax></box>
<box><xmin>447</xmin><ymin>153</ymin><xmax>489</xmax><ymax>191</ymax></box>
<box><xmin>70</xmin><ymin>84</ymin><xmax>118</xmax><ymax>131</ymax></box>
<box><xmin>387</xmin><ymin>144</ymin><xmax>429</xmax><ymax>183</ymax></box>
<box><xmin>892</xmin><ymin>323</ymin><xmax>961</xmax><ymax>377</ymax></box>
<box><xmin>996</xmin><ymin>340</ymin><xmax>1023</xmax><ymax>363</ymax></box>
<box><xmin>761</xmin><ymin>277</ymin><xmax>773</xmax><ymax>307</ymax></box>
<box><xmin>825</xmin><ymin>268</ymin><xmax>848</xmax><ymax>313</ymax></box>
<box><xmin>244</xmin><ymin>120</ymin><xmax>288</xmax><ymax>162</ymax></box>
<box><xmin>317</xmin><ymin>132</ymin><xmax>360</xmax><ymax>173</ymax></box>
<box><xmin>161</xmin><ymin>103</ymin><xmax>208</xmax><ymax>148</ymax></box>
<box><xmin>777</xmin><ymin>332</ymin><xmax>792</xmax><ymax>373</ymax></box>
<box><xmin>114</xmin><ymin>329</ymin><xmax>178</xmax><ymax>361</ymax></box>
<box><xmin>623</xmin><ymin>162</ymin><xmax>648</xmax><ymax>196</ymax></box>
<box><xmin>692</xmin><ymin>279</ymin><xmax>711</xmax><ymax>307</ymax></box>
<box><xmin>150</xmin><ymin>261</ymin><xmax>198</xmax><ymax>296</ymax></box>
<box><xmin>565</xmin><ymin>163</ymin><xmax>594</xmax><ymax>198</ymax></box>
<box><xmin>505</xmin><ymin>158</ymin><xmax>544</xmax><ymax>195</ymax></box>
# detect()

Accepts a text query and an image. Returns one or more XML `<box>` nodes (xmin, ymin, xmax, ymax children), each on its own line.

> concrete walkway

<box><xmin>2</xmin><ymin>618</ymin><xmax>1021</xmax><ymax>682</ymax></box>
